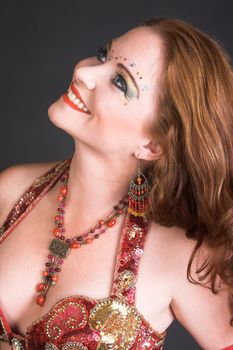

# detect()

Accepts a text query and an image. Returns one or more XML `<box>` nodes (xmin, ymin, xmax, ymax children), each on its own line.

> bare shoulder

<box><xmin>142</xmin><ymin>220</ymin><xmax>199</xmax><ymax>303</ymax></box>
<box><xmin>147</xmin><ymin>223</ymin><xmax>232</xmax><ymax>349</ymax></box>
<box><xmin>0</xmin><ymin>160</ymin><xmax>60</xmax><ymax>226</ymax></box>
<box><xmin>147</xmin><ymin>220</ymin><xmax>212</xmax><ymax>291</ymax></box>
<box><xmin>147</xmin><ymin>220</ymin><xmax>199</xmax><ymax>271</ymax></box>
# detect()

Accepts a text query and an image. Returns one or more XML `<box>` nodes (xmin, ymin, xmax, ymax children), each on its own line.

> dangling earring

<box><xmin>127</xmin><ymin>156</ymin><xmax>149</xmax><ymax>217</ymax></box>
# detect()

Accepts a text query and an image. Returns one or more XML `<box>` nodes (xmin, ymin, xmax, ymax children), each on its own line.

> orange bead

<box><xmin>36</xmin><ymin>283</ymin><xmax>46</xmax><ymax>292</ymax></box>
<box><xmin>43</xmin><ymin>271</ymin><xmax>48</xmax><ymax>276</ymax></box>
<box><xmin>107</xmin><ymin>218</ymin><xmax>116</xmax><ymax>228</ymax></box>
<box><xmin>36</xmin><ymin>294</ymin><xmax>45</xmax><ymax>306</ymax></box>
<box><xmin>52</xmin><ymin>275</ymin><xmax>59</xmax><ymax>282</ymax></box>
<box><xmin>60</xmin><ymin>186</ymin><xmax>68</xmax><ymax>195</ymax></box>
<box><xmin>71</xmin><ymin>241</ymin><xmax>81</xmax><ymax>249</ymax></box>
<box><xmin>53</xmin><ymin>228</ymin><xmax>60</xmax><ymax>238</ymax></box>
<box><xmin>86</xmin><ymin>238</ymin><xmax>93</xmax><ymax>244</ymax></box>
<box><xmin>99</xmin><ymin>220</ymin><xmax>105</xmax><ymax>226</ymax></box>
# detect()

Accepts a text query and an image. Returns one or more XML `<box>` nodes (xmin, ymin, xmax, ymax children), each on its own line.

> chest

<box><xmin>0</xmin><ymin>196</ymin><xmax>174</xmax><ymax>337</ymax></box>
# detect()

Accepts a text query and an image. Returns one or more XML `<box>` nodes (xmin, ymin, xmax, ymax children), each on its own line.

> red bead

<box><xmin>36</xmin><ymin>294</ymin><xmax>46</xmax><ymax>306</ymax></box>
<box><xmin>55</xmin><ymin>215</ymin><xmax>63</xmax><ymax>221</ymax></box>
<box><xmin>52</xmin><ymin>275</ymin><xmax>59</xmax><ymax>282</ymax></box>
<box><xmin>86</xmin><ymin>238</ymin><xmax>93</xmax><ymax>244</ymax></box>
<box><xmin>99</xmin><ymin>220</ymin><xmax>105</xmax><ymax>226</ymax></box>
<box><xmin>107</xmin><ymin>218</ymin><xmax>116</xmax><ymax>228</ymax></box>
<box><xmin>118</xmin><ymin>209</ymin><xmax>123</xmax><ymax>214</ymax></box>
<box><xmin>71</xmin><ymin>241</ymin><xmax>81</xmax><ymax>249</ymax></box>
<box><xmin>57</xmin><ymin>194</ymin><xmax>64</xmax><ymax>202</ymax></box>
<box><xmin>53</xmin><ymin>228</ymin><xmax>60</xmax><ymax>238</ymax></box>
<box><xmin>43</xmin><ymin>271</ymin><xmax>48</xmax><ymax>276</ymax></box>
<box><xmin>36</xmin><ymin>283</ymin><xmax>46</xmax><ymax>292</ymax></box>
<box><xmin>60</xmin><ymin>186</ymin><xmax>68</xmax><ymax>195</ymax></box>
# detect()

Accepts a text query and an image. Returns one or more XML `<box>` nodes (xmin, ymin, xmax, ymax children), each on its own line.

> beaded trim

<box><xmin>0</xmin><ymin>157</ymin><xmax>72</xmax><ymax>243</ymax></box>
<box><xmin>0</xmin><ymin>316</ymin><xmax>8</xmax><ymax>342</ymax></box>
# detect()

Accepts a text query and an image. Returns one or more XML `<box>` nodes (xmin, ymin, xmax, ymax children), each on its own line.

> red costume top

<box><xmin>0</xmin><ymin>157</ymin><xmax>232</xmax><ymax>350</ymax></box>
<box><xmin>0</xmin><ymin>157</ymin><xmax>167</xmax><ymax>350</ymax></box>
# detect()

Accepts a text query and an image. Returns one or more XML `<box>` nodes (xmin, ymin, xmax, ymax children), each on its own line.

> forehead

<box><xmin>110</xmin><ymin>27</ymin><xmax>164</xmax><ymax>87</ymax></box>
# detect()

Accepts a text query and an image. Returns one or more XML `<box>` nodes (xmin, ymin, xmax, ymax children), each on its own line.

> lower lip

<box><xmin>62</xmin><ymin>89</ymin><xmax>91</xmax><ymax>115</ymax></box>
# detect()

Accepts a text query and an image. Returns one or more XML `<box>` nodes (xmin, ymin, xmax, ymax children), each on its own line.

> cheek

<box><xmin>94</xmin><ymin>96</ymin><xmax>146</xmax><ymax>143</ymax></box>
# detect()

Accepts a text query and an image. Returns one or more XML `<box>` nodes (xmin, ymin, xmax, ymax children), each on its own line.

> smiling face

<box><xmin>48</xmin><ymin>26</ymin><xmax>165</xmax><ymax>160</ymax></box>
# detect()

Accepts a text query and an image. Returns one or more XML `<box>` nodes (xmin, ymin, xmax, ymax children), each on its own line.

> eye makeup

<box><xmin>113</xmin><ymin>69</ymin><xmax>138</xmax><ymax>100</ymax></box>
<box><xmin>96</xmin><ymin>42</ymin><xmax>140</xmax><ymax>99</ymax></box>
<box><xmin>116</xmin><ymin>63</ymin><xmax>139</xmax><ymax>99</ymax></box>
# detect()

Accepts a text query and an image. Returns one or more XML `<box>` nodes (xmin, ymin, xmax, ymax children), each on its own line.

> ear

<box><xmin>136</xmin><ymin>140</ymin><xmax>163</xmax><ymax>161</ymax></box>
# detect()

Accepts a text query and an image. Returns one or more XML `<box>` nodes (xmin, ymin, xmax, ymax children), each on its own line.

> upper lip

<box><xmin>70</xmin><ymin>81</ymin><xmax>89</xmax><ymax>109</ymax></box>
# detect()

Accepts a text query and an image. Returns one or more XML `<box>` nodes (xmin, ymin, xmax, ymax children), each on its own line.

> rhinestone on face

<box><xmin>130</xmin><ymin>62</ymin><xmax>136</xmax><ymax>68</ymax></box>
<box><xmin>142</xmin><ymin>85</ymin><xmax>148</xmax><ymax>92</ymax></box>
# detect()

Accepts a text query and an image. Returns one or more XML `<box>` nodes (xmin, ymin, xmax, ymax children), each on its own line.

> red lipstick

<box><xmin>62</xmin><ymin>82</ymin><xmax>91</xmax><ymax>114</ymax></box>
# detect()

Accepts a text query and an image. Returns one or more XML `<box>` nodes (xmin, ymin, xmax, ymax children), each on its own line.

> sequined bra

<box><xmin>0</xmin><ymin>157</ymin><xmax>167</xmax><ymax>350</ymax></box>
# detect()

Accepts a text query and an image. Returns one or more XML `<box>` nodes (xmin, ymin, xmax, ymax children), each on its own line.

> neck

<box><xmin>63</xmin><ymin>143</ymin><xmax>138</xmax><ymax>228</ymax></box>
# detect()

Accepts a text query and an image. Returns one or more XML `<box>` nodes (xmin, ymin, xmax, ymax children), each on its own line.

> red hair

<box><xmin>138</xmin><ymin>17</ymin><xmax>233</xmax><ymax>326</ymax></box>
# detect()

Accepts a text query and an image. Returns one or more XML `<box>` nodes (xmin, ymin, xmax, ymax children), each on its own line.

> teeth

<box><xmin>73</xmin><ymin>97</ymin><xmax>81</xmax><ymax>106</ymax></box>
<box><xmin>66</xmin><ymin>89</ymin><xmax>90</xmax><ymax>113</ymax></box>
<box><xmin>68</xmin><ymin>91</ymin><xmax>76</xmax><ymax>101</ymax></box>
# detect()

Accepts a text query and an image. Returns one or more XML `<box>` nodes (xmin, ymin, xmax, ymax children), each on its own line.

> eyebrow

<box><xmin>107</xmin><ymin>39</ymin><xmax>140</xmax><ymax>99</ymax></box>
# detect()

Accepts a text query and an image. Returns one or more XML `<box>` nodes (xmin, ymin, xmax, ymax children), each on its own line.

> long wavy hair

<box><xmin>138</xmin><ymin>17</ymin><xmax>233</xmax><ymax>326</ymax></box>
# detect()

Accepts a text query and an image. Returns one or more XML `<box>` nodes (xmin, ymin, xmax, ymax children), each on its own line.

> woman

<box><xmin>0</xmin><ymin>17</ymin><xmax>232</xmax><ymax>350</ymax></box>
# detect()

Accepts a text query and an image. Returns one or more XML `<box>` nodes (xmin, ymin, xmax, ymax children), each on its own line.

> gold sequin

<box><xmin>33</xmin><ymin>160</ymin><xmax>69</xmax><ymax>187</ymax></box>
<box><xmin>115</xmin><ymin>270</ymin><xmax>136</xmax><ymax>296</ymax></box>
<box><xmin>89</xmin><ymin>297</ymin><xmax>141</xmax><ymax>350</ymax></box>
<box><xmin>127</xmin><ymin>224</ymin><xmax>143</xmax><ymax>244</ymax></box>
<box><xmin>0</xmin><ymin>316</ymin><xmax>8</xmax><ymax>342</ymax></box>
<box><xmin>62</xmin><ymin>342</ymin><xmax>88</xmax><ymax>350</ymax></box>
<box><xmin>45</xmin><ymin>344</ymin><xmax>58</xmax><ymax>350</ymax></box>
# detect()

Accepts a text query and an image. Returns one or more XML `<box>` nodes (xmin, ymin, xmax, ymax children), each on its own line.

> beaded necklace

<box><xmin>35</xmin><ymin>163</ymin><xmax>128</xmax><ymax>306</ymax></box>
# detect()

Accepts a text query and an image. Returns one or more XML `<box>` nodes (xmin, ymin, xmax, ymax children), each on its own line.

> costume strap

<box><xmin>0</xmin><ymin>157</ymin><xmax>72</xmax><ymax>245</ymax></box>
<box><xmin>110</xmin><ymin>212</ymin><xmax>149</xmax><ymax>306</ymax></box>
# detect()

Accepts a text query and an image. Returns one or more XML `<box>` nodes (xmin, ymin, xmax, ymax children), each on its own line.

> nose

<box><xmin>74</xmin><ymin>65</ymin><xmax>97</xmax><ymax>91</ymax></box>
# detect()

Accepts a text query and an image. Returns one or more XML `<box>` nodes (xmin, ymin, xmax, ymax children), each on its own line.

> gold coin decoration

<box><xmin>89</xmin><ymin>297</ymin><xmax>142</xmax><ymax>350</ymax></box>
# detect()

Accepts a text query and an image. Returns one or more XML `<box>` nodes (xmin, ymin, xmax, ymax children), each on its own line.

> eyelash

<box><xmin>96</xmin><ymin>45</ymin><xmax>129</xmax><ymax>99</ymax></box>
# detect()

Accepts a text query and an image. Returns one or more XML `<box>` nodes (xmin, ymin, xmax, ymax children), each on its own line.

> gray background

<box><xmin>0</xmin><ymin>1</ymin><xmax>232</xmax><ymax>348</ymax></box>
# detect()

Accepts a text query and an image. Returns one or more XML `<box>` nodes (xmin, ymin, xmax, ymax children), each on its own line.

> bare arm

<box><xmin>169</xmin><ymin>232</ymin><xmax>233</xmax><ymax>349</ymax></box>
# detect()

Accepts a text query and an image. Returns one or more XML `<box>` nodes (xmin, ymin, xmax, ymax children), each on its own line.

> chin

<box><xmin>48</xmin><ymin>96</ymin><xmax>78</xmax><ymax>132</ymax></box>
<box><xmin>48</xmin><ymin>97</ymin><xmax>64</xmax><ymax>127</ymax></box>
<box><xmin>47</xmin><ymin>95</ymin><xmax>91</xmax><ymax>141</ymax></box>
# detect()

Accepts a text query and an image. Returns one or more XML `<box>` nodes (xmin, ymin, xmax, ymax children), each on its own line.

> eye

<box><xmin>95</xmin><ymin>45</ymin><xmax>130</xmax><ymax>99</ymax></box>
<box><xmin>111</xmin><ymin>74</ymin><xmax>129</xmax><ymax>98</ymax></box>
<box><xmin>96</xmin><ymin>45</ymin><xmax>108</xmax><ymax>63</ymax></box>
